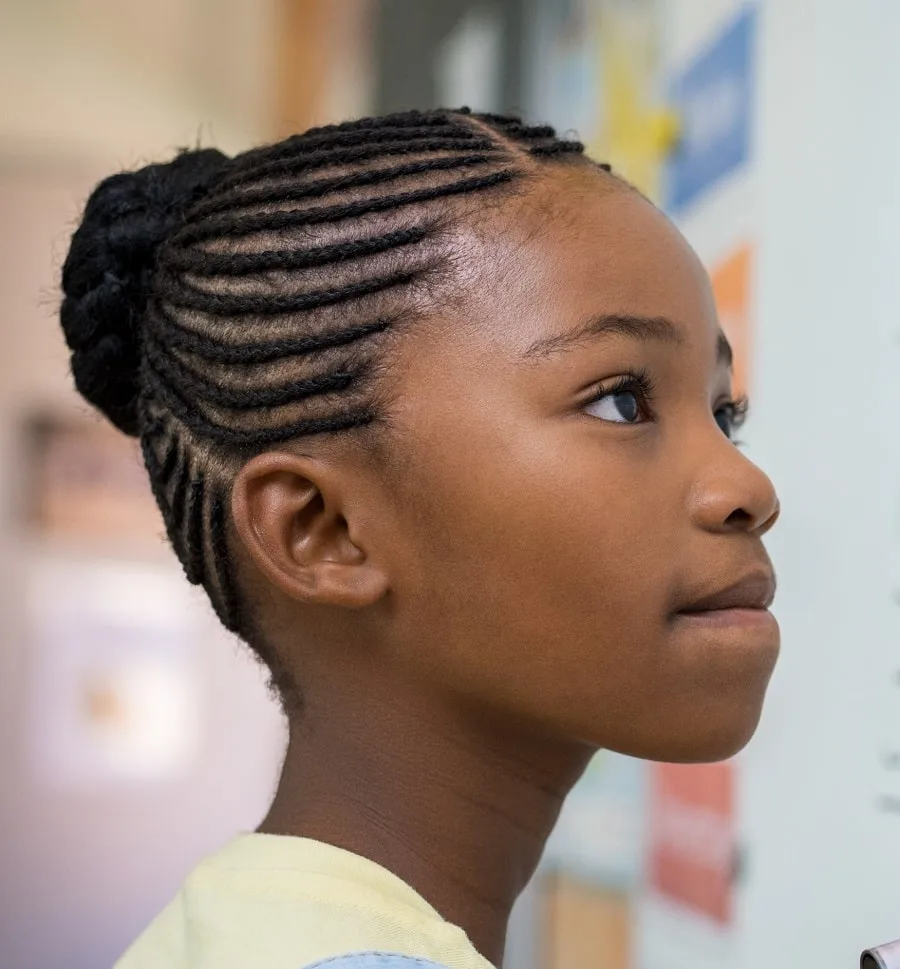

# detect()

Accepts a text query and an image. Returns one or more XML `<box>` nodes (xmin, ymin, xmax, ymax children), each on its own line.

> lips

<box><xmin>676</xmin><ymin>571</ymin><xmax>776</xmax><ymax>615</ymax></box>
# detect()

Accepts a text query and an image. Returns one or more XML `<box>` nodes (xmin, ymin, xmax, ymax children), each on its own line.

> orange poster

<box><xmin>647</xmin><ymin>761</ymin><xmax>735</xmax><ymax>925</ymax></box>
<box><xmin>711</xmin><ymin>244</ymin><xmax>753</xmax><ymax>397</ymax></box>
<box><xmin>541</xmin><ymin>871</ymin><xmax>632</xmax><ymax>969</ymax></box>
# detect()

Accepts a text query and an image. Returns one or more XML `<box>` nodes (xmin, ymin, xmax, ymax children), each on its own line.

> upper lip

<box><xmin>677</xmin><ymin>571</ymin><xmax>776</xmax><ymax>613</ymax></box>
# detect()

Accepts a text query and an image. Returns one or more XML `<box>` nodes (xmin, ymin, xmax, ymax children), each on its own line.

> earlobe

<box><xmin>230</xmin><ymin>451</ymin><xmax>389</xmax><ymax>609</ymax></box>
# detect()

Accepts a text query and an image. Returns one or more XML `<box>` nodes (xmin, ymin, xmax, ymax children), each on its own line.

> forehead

<box><xmin>451</xmin><ymin>169</ymin><xmax>718</xmax><ymax>355</ymax></box>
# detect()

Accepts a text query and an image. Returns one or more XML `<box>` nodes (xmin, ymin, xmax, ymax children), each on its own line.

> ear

<box><xmin>230</xmin><ymin>451</ymin><xmax>389</xmax><ymax>609</ymax></box>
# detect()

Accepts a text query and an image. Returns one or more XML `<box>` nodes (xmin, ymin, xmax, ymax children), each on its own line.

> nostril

<box><xmin>724</xmin><ymin>507</ymin><xmax>754</xmax><ymax>529</ymax></box>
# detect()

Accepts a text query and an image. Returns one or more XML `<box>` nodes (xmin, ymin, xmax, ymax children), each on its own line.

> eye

<box><xmin>583</xmin><ymin>372</ymin><xmax>655</xmax><ymax>424</ymax></box>
<box><xmin>586</xmin><ymin>390</ymin><xmax>641</xmax><ymax>424</ymax></box>
<box><xmin>714</xmin><ymin>396</ymin><xmax>749</xmax><ymax>439</ymax></box>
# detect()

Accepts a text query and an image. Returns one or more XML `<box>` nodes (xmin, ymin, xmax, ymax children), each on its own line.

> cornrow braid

<box><xmin>211</xmin><ymin>138</ymin><xmax>502</xmax><ymax>191</ymax></box>
<box><xmin>158</xmin><ymin>266</ymin><xmax>422</xmax><ymax>315</ymax></box>
<box><xmin>59</xmin><ymin>108</ymin><xmax>603</xmax><ymax>710</ymax></box>
<box><xmin>146</xmin><ymin>304</ymin><xmax>397</xmax><ymax>364</ymax></box>
<box><xmin>189</xmin><ymin>155</ymin><xmax>497</xmax><ymax>220</ymax></box>
<box><xmin>171</xmin><ymin>169</ymin><xmax>517</xmax><ymax>244</ymax></box>
<box><xmin>160</xmin><ymin>227</ymin><xmax>429</xmax><ymax>277</ymax></box>
<box><xmin>227</xmin><ymin>112</ymin><xmax>492</xmax><ymax>170</ymax></box>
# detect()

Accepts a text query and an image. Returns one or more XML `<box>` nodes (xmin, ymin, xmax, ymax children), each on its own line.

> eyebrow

<box><xmin>524</xmin><ymin>312</ymin><xmax>734</xmax><ymax>368</ymax></box>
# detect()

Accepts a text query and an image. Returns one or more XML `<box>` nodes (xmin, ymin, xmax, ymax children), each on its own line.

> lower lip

<box><xmin>674</xmin><ymin>608</ymin><xmax>775</xmax><ymax>629</ymax></box>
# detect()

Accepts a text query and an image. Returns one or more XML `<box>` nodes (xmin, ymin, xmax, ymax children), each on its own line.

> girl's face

<box><xmin>372</xmin><ymin>168</ymin><xmax>780</xmax><ymax>763</ymax></box>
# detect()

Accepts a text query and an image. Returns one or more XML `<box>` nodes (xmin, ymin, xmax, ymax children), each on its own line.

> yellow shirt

<box><xmin>115</xmin><ymin>833</ymin><xmax>495</xmax><ymax>969</ymax></box>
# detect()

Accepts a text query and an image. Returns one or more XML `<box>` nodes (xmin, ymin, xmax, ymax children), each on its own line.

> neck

<box><xmin>259</xmin><ymin>683</ymin><xmax>591</xmax><ymax>966</ymax></box>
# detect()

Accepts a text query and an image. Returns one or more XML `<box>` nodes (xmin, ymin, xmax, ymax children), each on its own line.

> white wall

<box><xmin>744</xmin><ymin>1</ymin><xmax>900</xmax><ymax>966</ymax></box>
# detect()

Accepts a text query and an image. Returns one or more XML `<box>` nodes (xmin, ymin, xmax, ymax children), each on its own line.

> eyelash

<box><xmin>584</xmin><ymin>370</ymin><xmax>750</xmax><ymax>434</ymax></box>
<box><xmin>584</xmin><ymin>369</ymin><xmax>657</xmax><ymax>417</ymax></box>
<box><xmin>720</xmin><ymin>395</ymin><xmax>750</xmax><ymax>434</ymax></box>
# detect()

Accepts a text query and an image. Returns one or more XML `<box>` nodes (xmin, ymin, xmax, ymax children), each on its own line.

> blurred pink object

<box><xmin>862</xmin><ymin>940</ymin><xmax>900</xmax><ymax>968</ymax></box>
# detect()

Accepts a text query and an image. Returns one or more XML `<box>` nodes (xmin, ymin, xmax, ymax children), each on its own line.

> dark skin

<box><xmin>230</xmin><ymin>166</ymin><xmax>780</xmax><ymax>966</ymax></box>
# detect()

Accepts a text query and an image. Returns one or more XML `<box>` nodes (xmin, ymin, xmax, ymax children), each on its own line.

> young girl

<box><xmin>59</xmin><ymin>109</ymin><xmax>779</xmax><ymax>969</ymax></box>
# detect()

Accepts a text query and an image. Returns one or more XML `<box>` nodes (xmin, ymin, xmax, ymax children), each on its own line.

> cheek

<box><xmin>392</xmin><ymin>417</ymin><xmax>680</xmax><ymax>687</ymax></box>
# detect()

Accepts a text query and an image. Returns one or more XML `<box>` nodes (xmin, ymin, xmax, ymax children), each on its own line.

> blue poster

<box><xmin>666</xmin><ymin>7</ymin><xmax>756</xmax><ymax>213</ymax></box>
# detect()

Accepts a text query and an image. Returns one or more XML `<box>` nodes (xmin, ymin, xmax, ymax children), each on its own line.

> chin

<box><xmin>645</xmin><ymin>638</ymin><xmax>778</xmax><ymax>763</ymax></box>
<box><xmin>599</xmin><ymin>698</ymin><xmax>767</xmax><ymax>765</ymax></box>
<box><xmin>658</xmin><ymin>708</ymin><xmax>765</xmax><ymax>764</ymax></box>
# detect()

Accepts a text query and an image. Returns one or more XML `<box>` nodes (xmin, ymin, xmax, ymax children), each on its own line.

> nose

<box><xmin>690</xmin><ymin>438</ymin><xmax>780</xmax><ymax>537</ymax></box>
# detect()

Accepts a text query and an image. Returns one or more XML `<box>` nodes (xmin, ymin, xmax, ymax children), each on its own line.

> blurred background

<box><xmin>2</xmin><ymin>1</ymin><xmax>900</xmax><ymax>967</ymax></box>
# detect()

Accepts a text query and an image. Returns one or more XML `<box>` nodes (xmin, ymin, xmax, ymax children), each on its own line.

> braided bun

<box><xmin>60</xmin><ymin>148</ymin><xmax>230</xmax><ymax>435</ymax></box>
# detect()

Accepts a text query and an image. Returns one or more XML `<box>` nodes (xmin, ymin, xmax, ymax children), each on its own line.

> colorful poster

<box><xmin>666</xmin><ymin>7</ymin><xmax>756</xmax><ymax>213</ymax></box>
<box><xmin>24</xmin><ymin>557</ymin><xmax>201</xmax><ymax>790</ymax></box>
<box><xmin>528</xmin><ymin>0</ymin><xmax>674</xmax><ymax>203</ymax></box>
<box><xmin>646</xmin><ymin>761</ymin><xmax>736</xmax><ymax>925</ymax></box>
<box><xmin>545</xmin><ymin>750</ymin><xmax>647</xmax><ymax>891</ymax></box>
<box><xmin>539</xmin><ymin>751</ymin><xmax>646</xmax><ymax>968</ymax></box>
<box><xmin>636</xmin><ymin>762</ymin><xmax>737</xmax><ymax>969</ymax></box>
<box><xmin>711</xmin><ymin>243</ymin><xmax>753</xmax><ymax>396</ymax></box>
<box><xmin>592</xmin><ymin>0</ymin><xmax>677</xmax><ymax>203</ymax></box>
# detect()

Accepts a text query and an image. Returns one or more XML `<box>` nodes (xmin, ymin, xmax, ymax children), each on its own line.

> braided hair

<box><xmin>59</xmin><ymin>108</ymin><xmax>601</xmax><ymax>707</ymax></box>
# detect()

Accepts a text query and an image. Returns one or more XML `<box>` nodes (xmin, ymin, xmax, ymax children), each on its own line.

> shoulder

<box><xmin>303</xmin><ymin>955</ymin><xmax>450</xmax><ymax>969</ymax></box>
